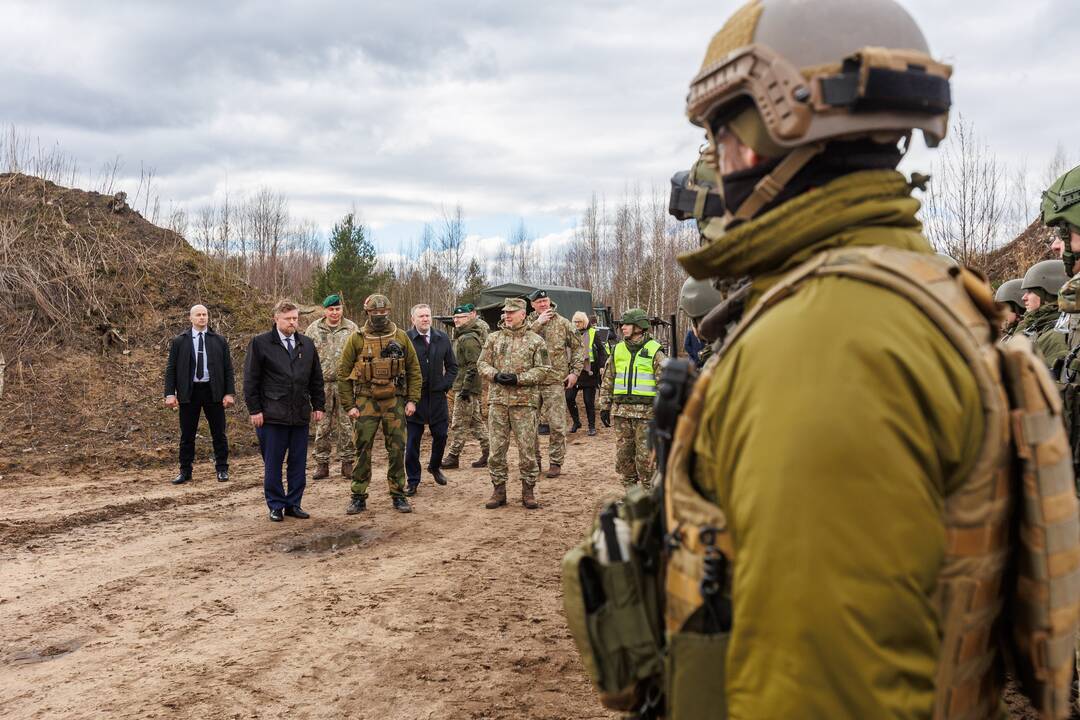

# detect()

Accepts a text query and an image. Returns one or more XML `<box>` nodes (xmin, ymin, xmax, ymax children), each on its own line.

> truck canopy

<box><xmin>477</xmin><ymin>283</ymin><xmax>594</xmax><ymax>325</ymax></box>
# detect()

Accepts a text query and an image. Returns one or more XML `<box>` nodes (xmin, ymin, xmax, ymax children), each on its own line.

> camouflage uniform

<box><xmin>525</xmin><ymin>303</ymin><xmax>587</xmax><ymax>467</ymax></box>
<box><xmin>447</xmin><ymin>317</ymin><xmax>489</xmax><ymax>458</ymax></box>
<box><xmin>475</xmin><ymin>316</ymin><xmax>491</xmax><ymax>342</ymax></box>
<box><xmin>477</xmin><ymin>312</ymin><xmax>554</xmax><ymax>490</ymax></box>
<box><xmin>599</xmin><ymin>330</ymin><xmax>666</xmax><ymax>489</ymax></box>
<box><xmin>307</xmin><ymin>315</ymin><xmax>359</xmax><ymax>464</ymax></box>
<box><xmin>337</xmin><ymin>319</ymin><xmax>421</xmax><ymax>500</ymax></box>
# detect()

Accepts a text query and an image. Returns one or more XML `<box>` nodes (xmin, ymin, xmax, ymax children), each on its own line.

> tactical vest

<box><xmin>663</xmin><ymin>246</ymin><xmax>1080</xmax><ymax>719</ymax></box>
<box><xmin>613</xmin><ymin>339</ymin><xmax>661</xmax><ymax>403</ymax></box>
<box><xmin>348</xmin><ymin>328</ymin><xmax>407</xmax><ymax>400</ymax></box>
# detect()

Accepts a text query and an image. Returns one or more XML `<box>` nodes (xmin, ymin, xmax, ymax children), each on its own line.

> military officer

<box><xmin>1018</xmin><ymin>259</ymin><xmax>1069</xmax><ymax>370</ymax></box>
<box><xmin>649</xmin><ymin>1</ymin><xmax>1079</xmax><ymax>717</ymax></box>
<box><xmin>476</xmin><ymin>298</ymin><xmax>553</xmax><ymax>509</ymax></box>
<box><xmin>307</xmin><ymin>293</ymin><xmax>359</xmax><ymax>479</ymax></box>
<box><xmin>598</xmin><ymin>309</ymin><xmax>666</xmax><ymax>489</ymax></box>
<box><xmin>525</xmin><ymin>289</ymin><xmax>587</xmax><ymax>478</ymax></box>
<box><xmin>441</xmin><ymin>303</ymin><xmax>490</xmax><ymax>469</ymax></box>
<box><xmin>337</xmin><ymin>294</ymin><xmax>422</xmax><ymax>514</ymax></box>
<box><xmin>993</xmin><ymin>279</ymin><xmax>1025</xmax><ymax>342</ymax></box>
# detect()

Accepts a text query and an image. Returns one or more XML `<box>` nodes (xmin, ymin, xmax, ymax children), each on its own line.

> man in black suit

<box><xmin>243</xmin><ymin>300</ymin><xmax>325</xmax><ymax>522</ymax></box>
<box><xmin>404</xmin><ymin>303</ymin><xmax>458</xmax><ymax>496</ymax></box>
<box><xmin>164</xmin><ymin>304</ymin><xmax>236</xmax><ymax>484</ymax></box>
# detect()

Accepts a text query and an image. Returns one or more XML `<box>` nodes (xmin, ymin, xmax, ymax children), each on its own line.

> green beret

<box><xmin>322</xmin><ymin>294</ymin><xmax>342</xmax><ymax>308</ymax></box>
<box><xmin>452</xmin><ymin>303</ymin><xmax>475</xmax><ymax>315</ymax></box>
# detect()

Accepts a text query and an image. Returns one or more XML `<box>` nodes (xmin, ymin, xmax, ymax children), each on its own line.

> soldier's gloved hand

<box><xmin>494</xmin><ymin>372</ymin><xmax>518</xmax><ymax>386</ymax></box>
<box><xmin>600</xmin><ymin>409</ymin><xmax>611</xmax><ymax>427</ymax></box>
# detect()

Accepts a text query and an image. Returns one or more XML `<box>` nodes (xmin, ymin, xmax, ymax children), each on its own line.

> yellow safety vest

<box><xmin>613</xmin><ymin>339</ymin><xmax>660</xmax><ymax>398</ymax></box>
<box><xmin>587</xmin><ymin>327</ymin><xmax>597</xmax><ymax>363</ymax></box>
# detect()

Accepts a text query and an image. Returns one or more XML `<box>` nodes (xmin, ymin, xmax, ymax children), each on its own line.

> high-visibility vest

<box><xmin>587</xmin><ymin>327</ymin><xmax>597</xmax><ymax>363</ymax></box>
<box><xmin>613</xmin><ymin>339</ymin><xmax>661</xmax><ymax>397</ymax></box>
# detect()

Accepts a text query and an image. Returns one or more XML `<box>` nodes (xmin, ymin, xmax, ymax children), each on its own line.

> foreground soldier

<box><xmin>337</xmin><ymin>294</ymin><xmax>421</xmax><ymax>515</ymax></box>
<box><xmin>526</xmin><ymin>290</ymin><xmax>587</xmax><ymax>478</ymax></box>
<box><xmin>1019</xmin><ymin>259</ymin><xmax>1069</xmax><ymax>370</ymax></box>
<box><xmin>307</xmin><ymin>294</ymin><xmax>359</xmax><ymax>479</ymax></box>
<box><xmin>994</xmin><ymin>279</ymin><xmax>1025</xmax><ymax>342</ymax></box>
<box><xmin>651</xmin><ymin>1</ymin><xmax>1079</xmax><ymax>717</ymax></box>
<box><xmin>598</xmin><ymin>309</ymin><xmax>665</xmax><ymax>489</ymax></box>
<box><xmin>442</xmin><ymin>303</ymin><xmax>490</xmax><ymax>469</ymax></box>
<box><xmin>477</xmin><ymin>298</ymin><xmax>553</xmax><ymax>509</ymax></box>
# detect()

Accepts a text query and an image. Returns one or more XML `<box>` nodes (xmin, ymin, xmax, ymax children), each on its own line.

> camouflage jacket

<box><xmin>336</xmin><ymin>320</ymin><xmax>422</xmax><ymax>405</ymax></box>
<box><xmin>525</xmin><ymin>304</ymin><xmax>587</xmax><ymax>382</ymax></box>
<box><xmin>599</xmin><ymin>333</ymin><xmax>666</xmax><ymax>419</ymax></box>
<box><xmin>477</xmin><ymin>323</ymin><xmax>554</xmax><ymax>407</ymax></box>
<box><xmin>307</xmin><ymin>316</ymin><xmax>359</xmax><ymax>381</ymax></box>
<box><xmin>475</xmin><ymin>316</ymin><xmax>491</xmax><ymax>343</ymax></box>
<box><xmin>1020</xmin><ymin>303</ymin><xmax>1068</xmax><ymax>371</ymax></box>
<box><xmin>452</xmin><ymin>318</ymin><xmax>486</xmax><ymax>396</ymax></box>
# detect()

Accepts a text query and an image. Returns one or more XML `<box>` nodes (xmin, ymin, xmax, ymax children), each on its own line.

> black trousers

<box><xmin>256</xmin><ymin>423</ymin><xmax>308</xmax><ymax>510</ymax></box>
<box><xmin>566</xmin><ymin>386</ymin><xmax>597</xmax><ymax>429</ymax></box>
<box><xmin>406</xmin><ymin>419</ymin><xmax>448</xmax><ymax>485</ymax></box>
<box><xmin>178</xmin><ymin>383</ymin><xmax>228</xmax><ymax>471</ymax></box>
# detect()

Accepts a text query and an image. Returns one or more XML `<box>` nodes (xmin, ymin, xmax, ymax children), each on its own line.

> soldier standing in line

<box><xmin>441</xmin><ymin>303</ymin><xmax>490</xmax><ymax>470</ymax></box>
<box><xmin>993</xmin><ymin>279</ymin><xmax>1025</xmax><ymax>342</ymax></box>
<box><xmin>525</xmin><ymin>290</ymin><xmax>586</xmax><ymax>478</ymax></box>
<box><xmin>476</xmin><ymin>298</ymin><xmax>553</xmax><ymax>509</ymax></box>
<box><xmin>598</xmin><ymin>309</ymin><xmax>666</xmax><ymax>489</ymax></box>
<box><xmin>337</xmin><ymin>294</ymin><xmax>421</xmax><ymax>515</ymax></box>
<box><xmin>1018</xmin><ymin>259</ymin><xmax>1069</xmax><ymax>370</ymax></box>
<box><xmin>307</xmin><ymin>294</ymin><xmax>359</xmax><ymax>479</ymax></box>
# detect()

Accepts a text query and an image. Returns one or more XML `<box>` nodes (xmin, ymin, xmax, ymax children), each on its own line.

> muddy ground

<box><xmin>0</xmin><ymin>422</ymin><xmax>1046</xmax><ymax>719</ymax></box>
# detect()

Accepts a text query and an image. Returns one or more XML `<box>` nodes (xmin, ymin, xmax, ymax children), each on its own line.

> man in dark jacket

<box><xmin>565</xmin><ymin>311</ymin><xmax>607</xmax><ymax>436</ymax></box>
<box><xmin>164</xmin><ymin>304</ymin><xmax>236</xmax><ymax>484</ymax></box>
<box><xmin>243</xmin><ymin>300</ymin><xmax>325</xmax><ymax>522</ymax></box>
<box><xmin>404</xmin><ymin>303</ymin><xmax>458</xmax><ymax>496</ymax></box>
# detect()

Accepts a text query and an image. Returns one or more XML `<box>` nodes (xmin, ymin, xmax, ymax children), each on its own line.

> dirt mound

<box><xmin>0</xmin><ymin>173</ymin><xmax>273</xmax><ymax>475</ymax></box>
<box><xmin>985</xmin><ymin>218</ymin><xmax>1055</xmax><ymax>284</ymax></box>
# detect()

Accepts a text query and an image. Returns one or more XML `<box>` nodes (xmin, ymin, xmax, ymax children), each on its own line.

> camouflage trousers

<box><xmin>537</xmin><ymin>381</ymin><xmax>569</xmax><ymax>465</ymax></box>
<box><xmin>488</xmin><ymin>404</ymin><xmax>539</xmax><ymax>487</ymax></box>
<box><xmin>448</xmin><ymin>392</ymin><xmax>489</xmax><ymax>456</ymax></box>
<box><xmin>350</xmin><ymin>395</ymin><xmax>407</xmax><ymax>499</ymax></box>
<box><xmin>314</xmin><ymin>382</ymin><xmax>356</xmax><ymax>463</ymax></box>
<box><xmin>614</xmin><ymin>415</ymin><xmax>654</xmax><ymax>490</ymax></box>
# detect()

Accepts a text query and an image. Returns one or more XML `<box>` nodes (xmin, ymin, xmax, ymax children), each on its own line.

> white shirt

<box><xmin>191</xmin><ymin>327</ymin><xmax>210</xmax><ymax>383</ymax></box>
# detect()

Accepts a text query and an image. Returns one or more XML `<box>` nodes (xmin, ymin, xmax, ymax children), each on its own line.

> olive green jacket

<box><xmin>1019</xmin><ymin>303</ymin><xmax>1068</xmax><ymax>371</ymax></box>
<box><xmin>451</xmin><ymin>319</ymin><xmax>485</xmax><ymax>396</ymax></box>
<box><xmin>681</xmin><ymin>170</ymin><xmax>985</xmax><ymax>719</ymax></box>
<box><xmin>336</xmin><ymin>321</ymin><xmax>422</xmax><ymax>405</ymax></box>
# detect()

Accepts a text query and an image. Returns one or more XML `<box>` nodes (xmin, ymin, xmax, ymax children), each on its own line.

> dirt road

<box><xmin>1</xmin><ymin>431</ymin><xmax>621</xmax><ymax>720</ymax></box>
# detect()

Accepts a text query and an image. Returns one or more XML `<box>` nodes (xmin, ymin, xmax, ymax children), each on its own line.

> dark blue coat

<box><xmin>406</xmin><ymin>327</ymin><xmax>458</xmax><ymax>425</ymax></box>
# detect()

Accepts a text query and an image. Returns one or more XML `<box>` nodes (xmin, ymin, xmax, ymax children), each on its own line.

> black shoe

<box><xmin>587</xmin><ymin>427</ymin><xmax>597</xmax><ymax>436</ymax></box>
<box><xmin>171</xmin><ymin>471</ymin><xmax>192</xmax><ymax>485</ymax></box>
<box><xmin>392</xmin><ymin>496</ymin><xmax>413</xmax><ymax>513</ymax></box>
<box><xmin>404</xmin><ymin>483</ymin><xmax>418</xmax><ymax>497</ymax></box>
<box><xmin>538</xmin><ymin>424</ymin><xmax>550</xmax><ymax>436</ymax></box>
<box><xmin>430</xmin><ymin>468</ymin><xmax>448</xmax><ymax>486</ymax></box>
<box><xmin>346</xmin><ymin>494</ymin><xmax>367</xmax><ymax>515</ymax></box>
<box><xmin>570</xmin><ymin>422</ymin><xmax>581</xmax><ymax>433</ymax></box>
<box><xmin>284</xmin><ymin>506</ymin><xmax>310</xmax><ymax>519</ymax></box>
<box><xmin>269</xmin><ymin>508</ymin><xmax>284</xmax><ymax>522</ymax></box>
<box><xmin>216</xmin><ymin>469</ymin><xmax>229</xmax><ymax>482</ymax></box>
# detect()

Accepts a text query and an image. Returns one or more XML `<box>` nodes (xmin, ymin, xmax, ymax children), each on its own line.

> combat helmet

<box><xmin>993</xmin><ymin>278</ymin><xmax>1024</xmax><ymax>313</ymax></box>
<box><xmin>1021</xmin><ymin>260</ymin><xmax>1068</xmax><ymax>300</ymax></box>
<box><xmin>679</xmin><ymin>277</ymin><xmax>724</xmax><ymax>320</ymax></box>
<box><xmin>363</xmin><ymin>294</ymin><xmax>392</xmax><ymax>312</ymax></box>
<box><xmin>685</xmin><ymin>0</ymin><xmax>951</xmax><ymax>223</ymax></box>
<box><xmin>1042</xmin><ymin>164</ymin><xmax>1080</xmax><ymax>276</ymax></box>
<box><xmin>619</xmin><ymin>309</ymin><xmax>651</xmax><ymax>330</ymax></box>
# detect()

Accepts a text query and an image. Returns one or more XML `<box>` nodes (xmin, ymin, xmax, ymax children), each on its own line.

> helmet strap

<box><xmin>731</xmin><ymin>143</ymin><xmax>825</xmax><ymax>222</ymax></box>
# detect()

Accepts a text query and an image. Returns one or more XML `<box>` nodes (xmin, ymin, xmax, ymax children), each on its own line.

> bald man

<box><xmin>164</xmin><ymin>304</ymin><xmax>236</xmax><ymax>484</ymax></box>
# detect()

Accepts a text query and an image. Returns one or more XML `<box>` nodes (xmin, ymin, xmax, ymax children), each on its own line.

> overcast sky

<box><xmin>3</xmin><ymin>0</ymin><xmax>1078</xmax><ymax>257</ymax></box>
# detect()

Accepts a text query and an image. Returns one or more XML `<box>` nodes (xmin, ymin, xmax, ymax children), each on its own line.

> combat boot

<box><xmin>440</xmin><ymin>454</ymin><xmax>460</xmax><ymax>469</ymax></box>
<box><xmin>341</xmin><ymin>460</ymin><xmax>354</xmax><ymax>479</ymax></box>
<box><xmin>392</xmin><ymin>496</ymin><xmax>413</xmax><ymax>513</ymax></box>
<box><xmin>313</xmin><ymin>462</ymin><xmax>330</xmax><ymax>480</ymax></box>
<box><xmin>470</xmin><ymin>450</ymin><xmax>489</xmax><ymax>468</ymax></box>
<box><xmin>485</xmin><ymin>483</ymin><xmax>507</xmax><ymax>509</ymax></box>
<box><xmin>545</xmin><ymin>464</ymin><xmax>561</xmax><ymax>479</ymax></box>
<box><xmin>345</xmin><ymin>493</ymin><xmax>367</xmax><ymax>515</ymax></box>
<box><xmin>521</xmin><ymin>480</ymin><xmax>539</xmax><ymax>509</ymax></box>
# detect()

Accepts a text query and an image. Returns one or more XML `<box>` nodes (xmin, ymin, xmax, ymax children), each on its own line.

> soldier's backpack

<box><xmin>563</xmin><ymin>246</ymin><xmax>1080</xmax><ymax>720</ymax></box>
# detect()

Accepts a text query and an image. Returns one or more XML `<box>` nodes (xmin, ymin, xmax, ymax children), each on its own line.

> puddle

<box><xmin>277</xmin><ymin>528</ymin><xmax>379</xmax><ymax>554</ymax></box>
<box><xmin>11</xmin><ymin>639</ymin><xmax>83</xmax><ymax>665</ymax></box>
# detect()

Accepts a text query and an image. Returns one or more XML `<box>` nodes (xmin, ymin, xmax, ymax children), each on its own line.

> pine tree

<box><xmin>310</xmin><ymin>212</ymin><xmax>387</xmax><ymax>308</ymax></box>
<box><xmin>459</xmin><ymin>257</ymin><xmax>487</xmax><ymax>306</ymax></box>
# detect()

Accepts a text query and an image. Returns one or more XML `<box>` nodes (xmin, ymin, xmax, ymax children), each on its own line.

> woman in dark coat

<box><xmin>565</xmin><ymin>311</ymin><xmax>607</xmax><ymax>436</ymax></box>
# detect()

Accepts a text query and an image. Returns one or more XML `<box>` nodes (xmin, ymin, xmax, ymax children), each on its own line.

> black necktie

<box><xmin>424</xmin><ymin>334</ymin><xmax>430</xmax><ymax>347</ymax></box>
<box><xmin>196</xmin><ymin>332</ymin><xmax>205</xmax><ymax>380</ymax></box>
<box><xmin>286</xmin><ymin>336</ymin><xmax>294</xmax><ymax>358</ymax></box>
